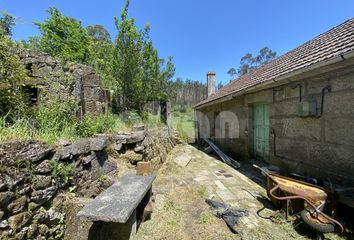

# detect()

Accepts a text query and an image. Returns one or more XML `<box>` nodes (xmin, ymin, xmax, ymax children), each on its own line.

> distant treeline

<box><xmin>167</xmin><ymin>78</ymin><xmax>207</xmax><ymax>107</ymax></box>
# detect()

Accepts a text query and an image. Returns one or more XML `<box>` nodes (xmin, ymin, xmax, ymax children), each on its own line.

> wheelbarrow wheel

<box><xmin>300</xmin><ymin>209</ymin><xmax>335</xmax><ymax>233</ymax></box>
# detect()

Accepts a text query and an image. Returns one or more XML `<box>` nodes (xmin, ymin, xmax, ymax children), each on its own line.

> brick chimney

<box><xmin>207</xmin><ymin>71</ymin><xmax>216</xmax><ymax>97</ymax></box>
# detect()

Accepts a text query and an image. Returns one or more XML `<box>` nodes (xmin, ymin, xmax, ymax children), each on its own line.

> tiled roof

<box><xmin>195</xmin><ymin>18</ymin><xmax>354</xmax><ymax>108</ymax></box>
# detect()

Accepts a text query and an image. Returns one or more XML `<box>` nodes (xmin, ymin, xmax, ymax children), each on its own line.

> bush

<box><xmin>76</xmin><ymin>112</ymin><xmax>127</xmax><ymax>137</ymax></box>
<box><xmin>0</xmin><ymin>36</ymin><xmax>31</xmax><ymax>119</ymax></box>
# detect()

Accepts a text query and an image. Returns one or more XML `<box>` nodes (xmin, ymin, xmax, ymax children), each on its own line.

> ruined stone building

<box><xmin>195</xmin><ymin>18</ymin><xmax>354</xmax><ymax>186</ymax></box>
<box><xmin>17</xmin><ymin>49</ymin><xmax>107</xmax><ymax>118</ymax></box>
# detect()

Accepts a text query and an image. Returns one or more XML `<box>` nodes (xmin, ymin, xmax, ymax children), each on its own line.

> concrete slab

<box><xmin>216</xmin><ymin>189</ymin><xmax>236</xmax><ymax>201</ymax></box>
<box><xmin>174</xmin><ymin>153</ymin><xmax>192</xmax><ymax>167</ymax></box>
<box><xmin>78</xmin><ymin>174</ymin><xmax>155</xmax><ymax>223</ymax></box>
<box><xmin>193</xmin><ymin>175</ymin><xmax>211</xmax><ymax>182</ymax></box>
<box><xmin>195</xmin><ymin>170</ymin><xmax>210</xmax><ymax>177</ymax></box>
<box><xmin>214</xmin><ymin>180</ymin><xmax>227</xmax><ymax>190</ymax></box>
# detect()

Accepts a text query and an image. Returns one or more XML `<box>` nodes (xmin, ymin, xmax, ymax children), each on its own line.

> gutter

<box><xmin>195</xmin><ymin>49</ymin><xmax>354</xmax><ymax>109</ymax></box>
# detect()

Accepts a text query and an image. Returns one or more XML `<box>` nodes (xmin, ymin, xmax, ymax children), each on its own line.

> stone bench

<box><xmin>77</xmin><ymin>173</ymin><xmax>156</xmax><ymax>240</ymax></box>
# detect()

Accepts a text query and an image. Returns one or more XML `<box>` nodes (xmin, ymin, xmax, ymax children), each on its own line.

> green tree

<box><xmin>0</xmin><ymin>12</ymin><xmax>15</xmax><ymax>37</ymax></box>
<box><xmin>19</xmin><ymin>36</ymin><xmax>41</xmax><ymax>51</ymax></box>
<box><xmin>232</xmin><ymin>47</ymin><xmax>277</xmax><ymax>77</ymax></box>
<box><xmin>35</xmin><ymin>7</ymin><xmax>91</xmax><ymax>63</ymax></box>
<box><xmin>113</xmin><ymin>0</ymin><xmax>175</xmax><ymax>113</ymax></box>
<box><xmin>86</xmin><ymin>25</ymin><xmax>115</xmax><ymax>89</ymax></box>
<box><xmin>113</xmin><ymin>0</ymin><xmax>146</xmax><ymax>111</ymax></box>
<box><xmin>87</xmin><ymin>24</ymin><xmax>111</xmax><ymax>43</ymax></box>
<box><xmin>227</xmin><ymin>67</ymin><xmax>237</xmax><ymax>79</ymax></box>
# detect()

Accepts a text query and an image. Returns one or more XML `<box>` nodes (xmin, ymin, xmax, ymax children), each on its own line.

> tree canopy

<box><xmin>228</xmin><ymin>47</ymin><xmax>277</xmax><ymax>78</ymax></box>
<box><xmin>0</xmin><ymin>11</ymin><xmax>15</xmax><ymax>37</ymax></box>
<box><xmin>112</xmin><ymin>0</ymin><xmax>175</xmax><ymax>113</ymax></box>
<box><xmin>35</xmin><ymin>7</ymin><xmax>91</xmax><ymax>63</ymax></box>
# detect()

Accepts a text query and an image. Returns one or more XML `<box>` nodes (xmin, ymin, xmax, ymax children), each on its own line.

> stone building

<box><xmin>17</xmin><ymin>49</ymin><xmax>107</xmax><ymax>118</ymax></box>
<box><xmin>194</xmin><ymin>18</ymin><xmax>354</xmax><ymax>186</ymax></box>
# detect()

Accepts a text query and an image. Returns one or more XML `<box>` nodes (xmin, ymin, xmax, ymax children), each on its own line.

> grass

<box><xmin>0</xmin><ymin>106</ymin><xmax>167</xmax><ymax>144</ymax></box>
<box><xmin>172</xmin><ymin>107</ymin><xmax>195</xmax><ymax>143</ymax></box>
<box><xmin>0</xmin><ymin>98</ymin><xmax>196</xmax><ymax>145</ymax></box>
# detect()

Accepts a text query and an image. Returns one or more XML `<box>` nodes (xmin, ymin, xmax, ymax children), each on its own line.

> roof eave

<box><xmin>194</xmin><ymin>49</ymin><xmax>354</xmax><ymax>110</ymax></box>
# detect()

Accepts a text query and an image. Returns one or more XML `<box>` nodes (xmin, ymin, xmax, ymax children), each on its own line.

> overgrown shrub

<box><xmin>76</xmin><ymin>112</ymin><xmax>127</xmax><ymax>137</ymax></box>
<box><xmin>0</xmin><ymin>36</ymin><xmax>31</xmax><ymax>119</ymax></box>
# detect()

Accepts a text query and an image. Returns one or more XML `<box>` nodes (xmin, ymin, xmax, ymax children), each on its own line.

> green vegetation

<box><xmin>0</xmin><ymin>2</ymin><xmax>206</xmax><ymax>144</ymax></box>
<box><xmin>51</xmin><ymin>160</ymin><xmax>75</xmax><ymax>184</ymax></box>
<box><xmin>0</xmin><ymin>1</ymin><xmax>179</xmax><ymax>143</ymax></box>
<box><xmin>0</xmin><ymin>34</ymin><xmax>30</xmax><ymax>119</ymax></box>
<box><xmin>35</xmin><ymin>7</ymin><xmax>92</xmax><ymax>63</ymax></box>
<box><xmin>172</xmin><ymin>106</ymin><xmax>195</xmax><ymax>142</ymax></box>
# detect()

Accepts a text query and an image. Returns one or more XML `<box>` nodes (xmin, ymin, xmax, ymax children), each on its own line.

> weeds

<box><xmin>51</xmin><ymin>160</ymin><xmax>74</xmax><ymax>184</ymax></box>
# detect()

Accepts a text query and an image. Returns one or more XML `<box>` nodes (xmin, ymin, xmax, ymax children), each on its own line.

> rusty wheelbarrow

<box><xmin>253</xmin><ymin>165</ymin><xmax>343</xmax><ymax>233</ymax></box>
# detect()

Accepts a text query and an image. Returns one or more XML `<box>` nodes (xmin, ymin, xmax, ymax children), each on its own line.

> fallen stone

<box><xmin>0</xmin><ymin>211</ymin><xmax>3</xmax><ymax>220</ymax></box>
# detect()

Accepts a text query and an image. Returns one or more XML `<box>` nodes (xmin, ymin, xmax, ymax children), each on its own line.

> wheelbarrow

<box><xmin>253</xmin><ymin>165</ymin><xmax>344</xmax><ymax>233</ymax></box>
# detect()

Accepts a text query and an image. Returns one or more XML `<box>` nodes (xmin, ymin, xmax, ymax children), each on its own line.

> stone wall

<box><xmin>17</xmin><ymin>49</ymin><xmax>107</xmax><ymax>117</ymax></box>
<box><xmin>0</xmin><ymin>138</ymin><xmax>116</xmax><ymax>240</ymax></box>
<box><xmin>196</xmin><ymin>66</ymin><xmax>354</xmax><ymax>186</ymax></box>
<box><xmin>0</xmin><ymin>127</ymin><xmax>176</xmax><ymax>239</ymax></box>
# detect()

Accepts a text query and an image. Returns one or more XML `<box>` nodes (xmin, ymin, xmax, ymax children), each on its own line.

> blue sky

<box><xmin>1</xmin><ymin>0</ymin><xmax>353</xmax><ymax>85</ymax></box>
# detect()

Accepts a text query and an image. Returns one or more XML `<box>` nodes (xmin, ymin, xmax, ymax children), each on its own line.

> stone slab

<box><xmin>77</xmin><ymin>173</ymin><xmax>156</xmax><ymax>223</ymax></box>
<box><xmin>214</xmin><ymin>180</ymin><xmax>227</xmax><ymax>190</ymax></box>
<box><xmin>173</xmin><ymin>153</ymin><xmax>192</xmax><ymax>167</ymax></box>
<box><xmin>216</xmin><ymin>189</ymin><xmax>236</xmax><ymax>202</ymax></box>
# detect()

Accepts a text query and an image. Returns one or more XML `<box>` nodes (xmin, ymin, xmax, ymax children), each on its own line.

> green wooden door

<box><xmin>253</xmin><ymin>104</ymin><xmax>269</xmax><ymax>159</ymax></box>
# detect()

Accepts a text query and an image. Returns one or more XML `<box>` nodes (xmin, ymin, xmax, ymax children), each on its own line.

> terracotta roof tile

<box><xmin>195</xmin><ymin>18</ymin><xmax>354</xmax><ymax>108</ymax></box>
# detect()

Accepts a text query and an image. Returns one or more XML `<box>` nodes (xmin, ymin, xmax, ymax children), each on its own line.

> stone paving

<box><xmin>138</xmin><ymin>144</ymin><xmax>345</xmax><ymax>240</ymax></box>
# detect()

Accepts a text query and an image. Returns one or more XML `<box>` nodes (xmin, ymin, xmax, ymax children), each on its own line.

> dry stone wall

<box><xmin>0</xmin><ymin>127</ymin><xmax>176</xmax><ymax>239</ymax></box>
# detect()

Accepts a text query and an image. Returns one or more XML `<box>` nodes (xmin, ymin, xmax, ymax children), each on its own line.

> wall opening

<box><xmin>23</xmin><ymin>85</ymin><xmax>38</xmax><ymax>105</ymax></box>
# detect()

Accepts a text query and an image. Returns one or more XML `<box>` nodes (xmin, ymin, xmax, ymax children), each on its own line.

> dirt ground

<box><xmin>136</xmin><ymin>144</ymin><xmax>351</xmax><ymax>240</ymax></box>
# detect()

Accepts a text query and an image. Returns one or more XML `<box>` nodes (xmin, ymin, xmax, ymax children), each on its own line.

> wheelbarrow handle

<box><xmin>253</xmin><ymin>164</ymin><xmax>272</xmax><ymax>178</ymax></box>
